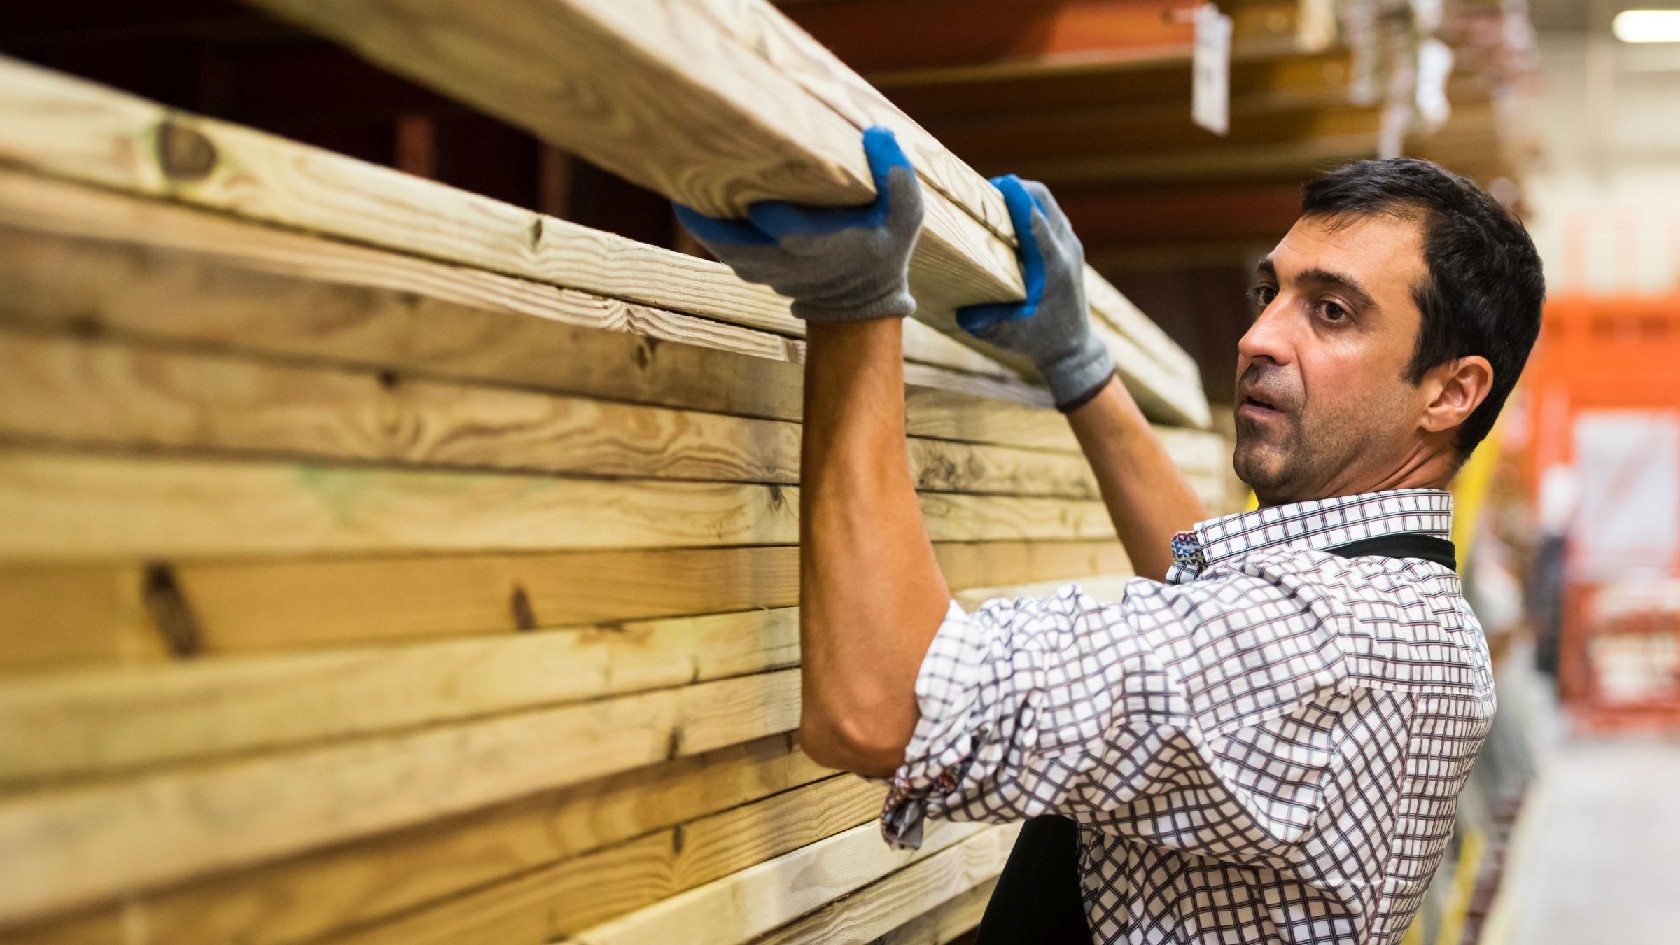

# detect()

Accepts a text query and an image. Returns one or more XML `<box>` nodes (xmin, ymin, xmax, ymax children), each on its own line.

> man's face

<box><xmin>1234</xmin><ymin>212</ymin><xmax>1432</xmax><ymax>505</ymax></box>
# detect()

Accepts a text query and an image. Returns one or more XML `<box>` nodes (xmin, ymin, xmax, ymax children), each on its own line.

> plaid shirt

<box><xmin>883</xmin><ymin>489</ymin><xmax>1494</xmax><ymax>944</ymax></box>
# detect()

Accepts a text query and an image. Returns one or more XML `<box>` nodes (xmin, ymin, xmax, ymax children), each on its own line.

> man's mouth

<box><xmin>1237</xmin><ymin>391</ymin><xmax>1284</xmax><ymax>420</ymax></box>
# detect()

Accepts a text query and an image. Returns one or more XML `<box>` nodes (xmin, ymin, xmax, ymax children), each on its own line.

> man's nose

<box><xmin>1236</xmin><ymin>297</ymin><xmax>1294</xmax><ymax>368</ymax></box>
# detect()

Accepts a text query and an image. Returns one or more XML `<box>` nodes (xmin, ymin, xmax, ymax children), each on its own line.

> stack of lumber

<box><xmin>0</xmin><ymin>2</ymin><xmax>1224</xmax><ymax>942</ymax></box>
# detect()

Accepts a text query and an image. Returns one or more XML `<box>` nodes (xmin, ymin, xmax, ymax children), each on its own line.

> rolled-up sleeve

<box><xmin>882</xmin><ymin>561</ymin><xmax>1359</xmax><ymax>852</ymax></box>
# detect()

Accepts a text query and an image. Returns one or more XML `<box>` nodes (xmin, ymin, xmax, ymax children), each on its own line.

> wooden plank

<box><xmin>557</xmin><ymin>821</ymin><xmax>996</xmax><ymax>945</ymax></box>
<box><xmin>0</xmin><ymin>669</ymin><xmax>802</xmax><ymax>927</ymax></box>
<box><xmin>0</xmin><ymin>165</ymin><xmax>1221</xmax><ymax>468</ymax></box>
<box><xmin>174</xmin><ymin>539</ymin><xmax>1129</xmax><ymax>651</ymax></box>
<box><xmin>0</xmin><ymin>565</ymin><xmax>159</xmax><ymax>674</ymax></box>
<box><xmin>0</xmin><ymin>564</ymin><xmax>1140</xmax><ymax>784</ymax></box>
<box><xmin>0</xmin><ymin>56</ymin><xmax>1012</xmax><ymax>385</ymax></box>
<box><xmin>0</xmin><ymin>330</ymin><xmax>1103</xmax><ymax>499</ymax></box>
<box><xmin>746</xmin><ymin>827</ymin><xmax>1013</xmax><ymax>945</ymax></box>
<box><xmin>5</xmin><ymin>734</ymin><xmax>832</xmax><ymax>945</ymax></box>
<box><xmin>0</xmin><ymin>53</ymin><xmax>795</xmax><ymax>336</ymax></box>
<box><xmin>231</xmin><ymin>0</ymin><xmax>1030</xmax><ymax>319</ymax></box>
<box><xmin>0</xmin><ymin>451</ymin><xmax>1117</xmax><ymax>561</ymax></box>
<box><xmin>0</xmin><ymin>167</ymin><xmax>1054</xmax><ymax>430</ymax></box>
<box><xmin>314</xmin><ymin>778</ymin><xmax>885</xmax><ymax>945</ymax></box>
<box><xmin>316</xmin><ymin>774</ymin><xmax>885</xmax><ymax>945</ymax></box>
<box><xmin>679</xmin><ymin>0</ymin><xmax>1204</xmax><ymax>404</ymax></box>
<box><xmin>59</xmin><ymin>0</ymin><xmax>1209</xmax><ymax>418</ymax></box>
<box><xmin>0</xmin><ymin>609</ymin><xmax>796</xmax><ymax>785</ymax></box>
<box><xmin>871</xmin><ymin>880</ymin><xmax>997</xmax><ymax>945</ymax></box>
<box><xmin>0</xmin><ymin>542</ymin><xmax>1128</xmax><ymax>668</ymax></box>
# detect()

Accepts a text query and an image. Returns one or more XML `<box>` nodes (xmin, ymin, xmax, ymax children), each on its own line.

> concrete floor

<box><xmin>1507</xmin><ymin>737</ymin><xmax>1680</xmax><ymax>944</ymax></box>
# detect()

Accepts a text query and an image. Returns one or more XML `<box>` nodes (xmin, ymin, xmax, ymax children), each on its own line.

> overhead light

<box><xmin>1612</xmin><ymin>9</ymin><xmax>1680</xmax><ymax>43</ymax></box>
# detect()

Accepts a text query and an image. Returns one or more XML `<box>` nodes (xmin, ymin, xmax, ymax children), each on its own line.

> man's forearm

<box><xmin>797</xmin><ymin>320</ymin><xmax>950</xmax><ymax>776</ymax></box>
<box><xmin>1067</xmin><ymin>376</ymin><xmax>1208</xmax><ymax>581</ymax></box>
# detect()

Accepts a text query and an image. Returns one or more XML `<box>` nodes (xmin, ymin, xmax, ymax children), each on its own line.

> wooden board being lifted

<box><xmin>147</xmin><ymin>0</ymin><xmax>1209</xmax><ymax>420</ymax></box>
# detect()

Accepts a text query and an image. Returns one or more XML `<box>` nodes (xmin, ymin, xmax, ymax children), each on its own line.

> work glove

<box><xmin>674</xmin><ymin>126</ymin><xmax>923</xmax><ymax>321</ymax></box>
<box><xmin>957</xmin><ymin>176</ymin><xmax>1116</xmax><ymax>411</ymax></box>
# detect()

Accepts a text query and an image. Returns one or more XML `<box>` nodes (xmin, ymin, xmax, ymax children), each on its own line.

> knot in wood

<box><xmin>156</xmin><ymin>119</ymin><xmax>219</xmax><ymax>182</ymax></box>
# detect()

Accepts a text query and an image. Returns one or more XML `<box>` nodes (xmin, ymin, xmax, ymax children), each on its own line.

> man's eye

<box><xmin>1317</xmin><ymin>299</ymin><xmax>1351</xmax><ymax>322</ymax></box>
<box><xmin>1247</xmin><ymin>285</ymin><xmax>1277</xmax><ymax>312</ymax></box>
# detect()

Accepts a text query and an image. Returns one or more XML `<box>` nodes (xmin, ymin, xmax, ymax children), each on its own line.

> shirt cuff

<box><xmin>881</xmin><ymin>598</ymin><xmax>989</xmax><ymax>850</ymax></box>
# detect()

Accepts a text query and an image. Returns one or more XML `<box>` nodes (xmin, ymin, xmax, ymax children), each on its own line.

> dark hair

<box><xmin>1301</xmin><ymin>158</ymin><xmax>1545</xmax><ymax>458</ymax></box>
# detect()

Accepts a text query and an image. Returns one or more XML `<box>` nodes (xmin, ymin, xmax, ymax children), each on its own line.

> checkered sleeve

<box><xmin>882</xmin><ymin>557</ymin><xmax>1365</xmax><ymax>852</ymax></box>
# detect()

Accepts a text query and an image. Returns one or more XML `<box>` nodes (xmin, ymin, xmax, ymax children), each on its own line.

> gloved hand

<box><xmin>957</xmin><ymin>176</ymin><xmax>1116</xmax><ymax>411</ymax></box>
<box><xmin>674</xmin><ymin>126</ymin><xmax>923</xmax><ymax>321</ymax></box>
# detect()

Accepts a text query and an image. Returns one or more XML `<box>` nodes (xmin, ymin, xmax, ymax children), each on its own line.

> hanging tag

<box><xmin>1192</xmin><ymin>3</ymin><xmax>1233</xmax><ymax>136</ymax></box>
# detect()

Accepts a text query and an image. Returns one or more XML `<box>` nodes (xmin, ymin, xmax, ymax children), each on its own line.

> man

<box><xmin>676</xmin><ymin>127</ymin><xmax>1545</xmax><ymax>944</ymax></box>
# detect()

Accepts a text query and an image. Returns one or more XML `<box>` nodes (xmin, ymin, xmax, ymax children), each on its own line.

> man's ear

<box><xmin>1419</xmin><ymin>355</ymin><xmax>1494</xmax><ymax>434</ymax></box>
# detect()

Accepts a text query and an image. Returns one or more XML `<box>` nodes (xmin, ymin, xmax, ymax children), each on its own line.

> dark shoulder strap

<box><xmin>972</xmin><ymin>815</ymin><xmax>1090</xmax><ymax>945</ymax></box>
<box><xmin>1328</xmin><ymin>532</ymin><xmax>1457</xmax><ymax>570</ymax></box>
<box><xmin>974</xmin><ymin>530</ymin><xmax>1456</xmax><ymax>944</ymax></box>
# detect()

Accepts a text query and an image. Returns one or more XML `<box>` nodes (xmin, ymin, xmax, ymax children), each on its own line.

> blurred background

<box><xmin>0</xmin><ymin>1</ymin><xmax>1675</xmax><ymax>942</ymax></box>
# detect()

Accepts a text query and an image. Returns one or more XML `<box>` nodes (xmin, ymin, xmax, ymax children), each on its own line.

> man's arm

<box><xmin>956</xmin><ymin>177</ymin><xmax>1205</xmax><ymax>581</ymax></box>
<box><xmin>1066</xmin><ymin>378</ymin><xmax>1207</xmax><ymax>581</ymax></box>
<box><xmin>674</xmin><ymin>128</ymin><xmax>948</xmax><ymax>776</ymax></box>
<box><xmin>798</xmin><ymin>320</ymin><xmax>950</xmax><ymax>775</ymax></box>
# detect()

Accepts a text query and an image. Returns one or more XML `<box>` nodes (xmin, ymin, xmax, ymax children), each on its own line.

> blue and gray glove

<box><xmin>957</xmin><ymin>176</ymin><xmax>1116</xmax><ymax>411</ymax></box>
<box><xmin>674</xmin><ymin>126</ymin><xmax>923</xmax><ymax>321</ymax></box>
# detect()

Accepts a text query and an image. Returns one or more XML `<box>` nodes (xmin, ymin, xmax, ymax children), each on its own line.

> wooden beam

<box><xmin>0</xmin><ymin>55</ymin><xmax>800</xmax><ymax>336</ymax></box>
<box><xmin>0</xmin><ymin>161</ymin><xmax>1026</xmax><ymax>393</ymax></box>
<box><xmin>0</xmin><ymin>167</ymin><xmax>1044</xmax><ymax>426</ymax></box>
<box><xmin>190</xmin><ymin>3</ymin><xmax>1206</xmax><ymax>422</ymax></box>
<box><xmin>0</xmin><ymin>669</ymin><xmax>803</xmax><ymax>926</ymax></box>
<box><xmin>0</xmin><ymin>331</ymin><xmax>1107</xmax><ymax>499</ymax></box>
<box><xmin>557</xmin><ymin>822</ymin><xmax>1006</xmax><ymax>945</ymax></box>
<box><xmin>0</xmin><ymin>541</ymin><xmax>1131</xmax><ymax>670</ymax></box>
<box><xmin>0</xmin><ymin>566</ymin><xmax>160</xmax><ymax>675</ymax></box>
<box><xmin>875</xmin><ymin>879</ymin><xmax>998</xmax><ymax>945</ymax></box>
<box><xmin>748</xmin><ymin>828</ymin><xmax>1010</xmax><ymax>945</ymax></box>
<box><xmin>5</xmin><ymin>734</ymin><xmax>814</xmax><ymax>945</ymax></box>
<box><xmin>0</xmin><ymin>571</ymin><xmax>1134</xmax><ymax>785</ymax></box>
<box><xmin>672</xmin><ymin>0</ymin><xmax>1203</xmax><ymax>410</ymax></box>
<box><xmin>0</xmin><ymin>451</ymin><xmax>1119</xmax><ymax>560</ymax></box>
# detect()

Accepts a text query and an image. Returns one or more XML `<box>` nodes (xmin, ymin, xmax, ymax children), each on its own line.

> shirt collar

<box><xmin>1168</xmin><ymin>488</ymin><xmax>1454</xmax><ymax>580</ymax></box>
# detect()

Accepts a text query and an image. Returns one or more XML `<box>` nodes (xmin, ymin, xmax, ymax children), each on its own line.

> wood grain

<box><xmin>0</xmin><ymin>50</ymin><xmax>1007</xmax><ymax>384</ymax></box>
<box><xmin>0</xmin><ymin>330</ymin><xmax>1103</xmax><ymax>498</ymax></box>
<box><xmin>680</xmin><ymin>0</ymin><xmax>1205</xmax><ymax>400</ymax></box>
<box><xmin>559</xmin><ymin>821</ymin><xmax>996</xmax><ymax>945</ymax></box>
<box><xmin>0</xmin><ymin>542</ymin><xmax>1127</xmax><ymax>669</ymax></box>
<box><xmin>0</xmin><ymin>168</ymin><xmax>1045</xmax><ymax>425</ymax></box>
<box><xmin>871</xmin><ymin>878</ymin><xmax>997</xmax><ymax>945</ymax></box>
<box><xmin>228</xmin><ymin>0</ymin><xmax>1208</xmax><ymax>423</ymax></box>
<box><xmin>0</xmin><ymin>670</ymin><xmax>801</xmax><ymax>926</ymax></box>
<box><xmin>0</xmin><ymin>451</ymin><xmax>1117</xmax><ymax>560</ymax></box>
<box><xmin>0</xmin><ymin>52</ymin><xmax>1209</xmax><ymax>424</ymax></box>
<box><xmin>747</xmin><ymin>826</ymin><xmax>1013</xmax><ymax>945</ymax></box>
<box><xmin>0</xmin><ymin>168</ymin><xmax>1227</xmax><ymax>475</ymax></box>
<box><xmin>0</xmin><ymin>566</ymin><xmax>1139</xmax><ymax>784</ymax></box>
<box><xmin>6</xmin><ymin>735</ymin><xmax>830</xmax><ymax>945</ymax></box>
<box><xmin>0</xmin><ymin>565</ymin><xmax>159</xmax><ymax>674</ymax></box>
<box><xmin>234</xmin><ymin>0</ymin><xmax>1024</xmax><ymax>313</ymax></box>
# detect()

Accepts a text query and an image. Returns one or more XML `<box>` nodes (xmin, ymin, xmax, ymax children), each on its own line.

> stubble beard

<box><xmin>1234</xmin><ymin>404</ymin><xmax>1369</xmax><ymax>506</ymax></box>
